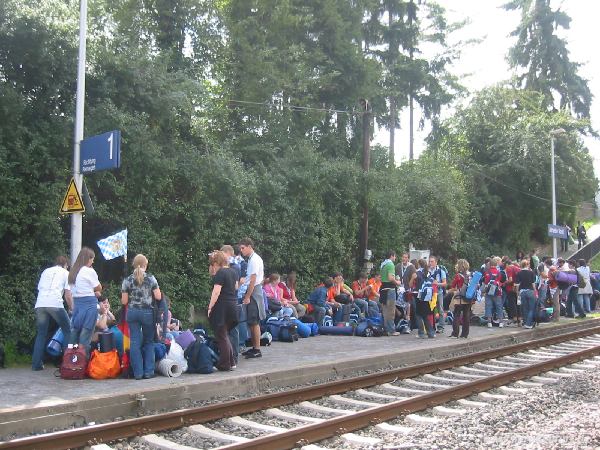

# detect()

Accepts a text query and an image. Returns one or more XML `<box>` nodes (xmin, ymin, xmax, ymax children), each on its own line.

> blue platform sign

<box><xmin>80</xmin><ymin>130</ymin><xmax>121</xmax><ymax>173</ymax></box>
<box><xmin>548</xmin><ymin>224</ymin><xmax>568</xmax><ymax>239</ymax></box>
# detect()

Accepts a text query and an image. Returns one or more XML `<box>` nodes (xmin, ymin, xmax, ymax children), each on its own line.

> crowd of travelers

<box><xmin>32</xmin><ymin>237</ymin><xmax>600</xmax><ymax>380</ymax></box>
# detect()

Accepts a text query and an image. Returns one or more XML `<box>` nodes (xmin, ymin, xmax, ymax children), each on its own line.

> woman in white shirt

<box><xmin>68</xmin><ymin>247</ymin><xmax>102</xmax><ymax>352</ymax></box>
<box><xmin>31</xmin><ymin>255</ymin><xmax>73</xmax><ymax>371</ymax></box>
<box><xmin>577</xmin><ymin>259</ymin><xmax>593</xmax><ymax>314</ymax></box>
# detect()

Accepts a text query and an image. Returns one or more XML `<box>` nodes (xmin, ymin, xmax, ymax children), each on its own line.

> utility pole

<box><xmin>71</xmin><ymin>0</ymin><xmax>88</xmax><ymax>262</ymax></box>
<box><xmin>359</xmin><ymin>99</ymin><xmax>371</xmax><ymax>266</ymax></box>
<box><xmin>550</xmin><ymin>128</ymin><xmax>566</xmax><ymax>259</ymax></box>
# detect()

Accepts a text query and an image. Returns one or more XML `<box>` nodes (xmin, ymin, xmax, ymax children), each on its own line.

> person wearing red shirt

<box><xmin>448</xmin><ymin>259</ymin><xmax>473</xmax><ymax>338</ymax></box>
<box><xmin>503</xmin><ymin>260</ymin><xmax>521</xmax><ymax>324</ymax></box>
<box><xmin>483</xmin><ymin>256</ymin><xmax>506</xmax><ymax>328</ymax></box>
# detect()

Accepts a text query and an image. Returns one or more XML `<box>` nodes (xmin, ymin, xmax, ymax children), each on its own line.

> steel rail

<box><xmin>2</xmin><ymin>326</ymin><xmax>600</xmax><ymax>450</ymax></box>
<box><xmin>219</xmin><ymin>344</ymin><xmax>600</xmax><ymax>450</ymax></box>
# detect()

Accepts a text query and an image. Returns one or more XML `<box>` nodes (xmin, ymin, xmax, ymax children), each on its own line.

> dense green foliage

<box><xmin>504</xmin><ymin>0</ymin><xmax>592</xmax><ymax>119</ymax></box>
<box><xmin>0</xmin><ymin>0</ymin><xmax>596</xmax><ymax>352</ymax></box>
<box><xmin>427</xmin><ymin>86</ymin><xmax>597</xmax><ymax>250</ymax></box>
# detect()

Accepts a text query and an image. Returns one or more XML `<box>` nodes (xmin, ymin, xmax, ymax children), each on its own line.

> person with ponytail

<box><xmin>69</xmin><ymin>247</ymin><xmax>102</xmax><ymax>353</ymax></box>
<box><xmin>121</xmin><ymin>254</ymin><xmax>161</xmax><ymax>380</ymax></box>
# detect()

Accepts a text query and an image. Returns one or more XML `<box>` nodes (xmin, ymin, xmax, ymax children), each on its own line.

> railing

<box><xmin>569</xmin><ymin>233</ymin><xmax>600</xmax><ymax>262</ymax></box>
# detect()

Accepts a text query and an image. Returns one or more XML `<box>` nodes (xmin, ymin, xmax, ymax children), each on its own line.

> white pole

<box><xmin>71</xmin><ymin>0</ymin><xmax>87</xmax><ymax>263</ymax></box>
<box><xmin>549</xmin><ymin>128</ymin><xmax>566</xmax><ymax>260</ymax></box>
<box><xmin>551</xmin><ymin>135</ymin><xmax>557</xmax><ymax>259</ymax></box>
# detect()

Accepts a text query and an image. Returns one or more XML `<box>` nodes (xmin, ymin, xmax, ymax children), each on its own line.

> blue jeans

<box><xmin>312</xmin><ymin>305</ymin><xmax>327</xmax><ymax>326</ymax></box>
<box><xmin>520</xmin><ymin>290</ymin><xmax>536</xmax><ymax>327</ymax></box>
<box><xmin>382</xmin><ymin>290</ymin><xmax>396</xmax><ymax>333</ymax></box>
<box><xmin>436</xmin><ymin>289</ymin><xmax>445</xmax><ymax>329</ymax></box>
<box><xmin>538</xmin><ymin>284</ymin><xmax>547</xmax><ymax>304</ymax></box>
<box><xmin>485</xmin><ymin>295</ymin><xmax>504</xmax><ymax>322</ymax></box>
<box><xmin>578</xmin><ymin>294</ymin><xmax>591</xmax><ymax>313</ymax></box>
<box><xmin>127</xmin><ymin>307</ymin><xmax>156</xmax><ymax>379</ymax></box>
<box><xmin>332</xmin><ymin>304</ymin><xmax>344</xmax><ymax>324</ymax></box>
<box><xmin>32</xmin><ymin>307</ymin><xmax>71</xmax><ymax>369</ymax></box>
<box><xmin>69</xmin><ymin>296</ymin><xmax>97</xmax><ymax>353</ymax></box>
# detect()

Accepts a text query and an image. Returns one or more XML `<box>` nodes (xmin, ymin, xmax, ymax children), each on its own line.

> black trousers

<box><xmin>451</xmin><ymin>303</ymin><xmax>471</xmax><ymax>338</ymax></box>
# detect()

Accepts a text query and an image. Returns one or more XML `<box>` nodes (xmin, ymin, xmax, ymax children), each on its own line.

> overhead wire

<box><xmin>224</xmin><ymin>98</ymin><xmax>596</xmax><ymax>211</ymax></box>
<box><xmin>226</xmin><ymin>99</ymin><xmax>365</xmax><ymax>116</ymax></box>
<box><xmin>467</xmin><ymin>164</ymin><xmax>597</xmax><ymax>210</ymax></box>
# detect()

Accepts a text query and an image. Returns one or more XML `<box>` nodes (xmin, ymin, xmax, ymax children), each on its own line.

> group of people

<box><xmin>555</xmin><ymin>221</ymin><xmax>588</xmax><ymax>252</ymax></box>
<box><xmin>33</xmin><ymin>239</ymin><xmax>598</xmax><ymax>379</ymax></box>
<box><xmin>33</xmin><ymin>248</ymin><xmax>162</xmax><ymax>380</ymax></box>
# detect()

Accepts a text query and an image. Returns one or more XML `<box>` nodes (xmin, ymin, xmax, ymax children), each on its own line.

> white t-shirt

<box><xmin>243</xmin><ymin>251</ymin><xmax>264</xmax><ymax>288</ymax></box>
<box><xmin>35</xmin><ymin>265</ymin><xmax>70</xmax><ymax>308</ymax></box>
<box><xmin>71</xmin><ymin>266</ymin><xmax>100</xmax><ymax>298</ymax></box>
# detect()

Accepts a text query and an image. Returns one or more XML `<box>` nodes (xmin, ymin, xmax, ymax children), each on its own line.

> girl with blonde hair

<box><xmin>121</xmin><ymin>254</ymin><xmax>161</xmax><ymax>380</ymax></box>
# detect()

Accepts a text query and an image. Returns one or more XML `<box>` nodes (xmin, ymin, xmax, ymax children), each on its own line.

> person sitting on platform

<box><xmin>91</xmin><ymin>296</ymin><xmax>123</xmax><ymax>355</ymax></box>
<box><xmin>351</xmin><ymin>272</ymin><xmax>380</xmax><ymax>318</ymax></box>
<box><xmin>280</xmin><ymin>272</ymin><xmax>306</xmax><ymax>318</ymax></box>
<box><xmin>307</xmin><ymin>277</ymin><xmax>333</xmax><ymax>325</ymax></box>
<box><xmin>264</xmin><ymin>273</ymin><xmax>295</xmax><ymax>318</ymax></box>
<box><xmin>367</xmin><ymin>273</ymin><xmax>382</xmax><ymax>302</ymax></box>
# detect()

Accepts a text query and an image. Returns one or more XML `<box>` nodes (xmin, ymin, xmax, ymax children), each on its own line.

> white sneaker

<box><xmin>487</xmin><ymin>322</ymin><xmax>492</xmax><ymax>328</ymax></box>
<box><xmin>499</xmin><ymin>322</ymin><xmax>504</xmax><ymax>328</ymax></box>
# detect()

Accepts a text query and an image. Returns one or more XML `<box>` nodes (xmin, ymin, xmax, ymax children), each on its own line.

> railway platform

<box><xmin>1</xmin><ymin>317</ymin><xmax>598</xmax><ymax>438</ymax></box>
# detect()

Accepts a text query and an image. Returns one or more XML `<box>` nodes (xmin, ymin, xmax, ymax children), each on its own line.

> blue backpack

<box><xmin>184</xmin><ymin>340</ymin><xmax>215</xmax><ymax>374</ymax></box>
<box><xmin>418</xmin><ymin>278</ymin><xmax>434</xmax><ymax>301</ymax></box>
<box><xmin>266</xmin><ymin>318</ymin><xmax>299</xmax><ymax>342</ymax></box>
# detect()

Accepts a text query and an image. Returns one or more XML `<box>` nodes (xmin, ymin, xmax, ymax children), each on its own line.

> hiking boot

<box><xmin>244</xmin><ymin>349</ymin><xmax>262</xmax><ymax>359</ymax></box>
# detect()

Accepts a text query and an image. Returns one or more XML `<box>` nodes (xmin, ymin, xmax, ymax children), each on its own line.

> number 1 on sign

<box><xmin>107</xmin><ymin>133</ymin><xmax>113</xmax><ymax>160</ymax></box>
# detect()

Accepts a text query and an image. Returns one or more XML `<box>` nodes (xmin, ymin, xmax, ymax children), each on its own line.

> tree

<box><xmin>364</xmin><ymin>0</ymin><xmax>463</xmax><ymax>164</ymax></box>
<box><xmin>504</xmin><ymin>0</ymin><xmax>592</xmax><ymax>119</ymax></box>
<box><xmin>427</xmin><ymin>86</ymin><xmax>597</xmax><ymax>248</ymax></box>
<box><xmin>218</xmin><ymin>0</ymin><xmax>380</xmax><ymax>160</ymax></box>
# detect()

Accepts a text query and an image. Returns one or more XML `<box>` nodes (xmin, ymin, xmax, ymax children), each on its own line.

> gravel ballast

<box><xmin>317</xmin><ymin>359</ymin><xmax>600</xmax><ymax>450</ymax></box>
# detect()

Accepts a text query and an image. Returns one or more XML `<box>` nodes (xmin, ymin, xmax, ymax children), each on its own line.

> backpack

<box><xmin>418</xmin><ymin>278</ymin><xmax>434</xmax><ymax>301</ymax></box>
<box><xmin>184</xmin><ymin>339</ymin><xmax>215</xmax><ymax>374</ymax></box>
<box><xmin>266</xmin><ymin>318</ymin><xmax>299</xmax><ymax>342</ymax></box>
<box><xmin>465</xmin><ymin>271</ymin><xmax>483</xmax><ymax>300</ymax></box>
<box><xmin>485</xmin><ymin>269</ymin><xmax>503</xmax><ymax>296</ymax></box>
<box><xmin>60</xmin><ymin>346</ymin><xmax>88</xmax><ymax>380</ymax></box>
<box><xmin>456</xmin><ymin>273</ymin><xmax>470</xmax><ymax>298</ymax></box>
<box><xmin>577</xmin><ymin>271</ymin><xmax>586</xmax><ymax>289</ymax></box>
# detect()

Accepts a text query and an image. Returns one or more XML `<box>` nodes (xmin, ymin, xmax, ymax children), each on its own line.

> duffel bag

<box><xmin>318</xmin><ymin>325</ymin><xmax>354</xmax><ymax>336</ymax></box>
<box><xmin>87</xmin><ymin>349</ymin><xmax>121</xmax><ymax>379</ymax></box>
<box><xmin>291</xmin><ymin>318</ymin><xmax>311</xmax><ymax>338</ymax></box>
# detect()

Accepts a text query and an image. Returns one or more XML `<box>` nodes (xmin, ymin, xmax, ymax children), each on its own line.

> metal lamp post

<box><xmin>71</xmin><ymin>0</ymin><xmax>88</xmax><ymax>263</ymax></box>
<box><xmin>550</xmin><ymin>128</ymin><xmax>566</xmax><ymax>259</ymax></box>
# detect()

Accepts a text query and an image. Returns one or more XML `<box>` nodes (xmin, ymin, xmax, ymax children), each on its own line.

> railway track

<box><xmin>3</xmin><ymin>326</ymin><xmax>600</xmax><ymax>450</ymax></box>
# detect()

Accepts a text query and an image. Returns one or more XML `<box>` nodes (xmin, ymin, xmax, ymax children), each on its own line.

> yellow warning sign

<box><xmin>60</xmin><ymin>178</ymin><xmax>85</xmax><ymax>214</ymax></box>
